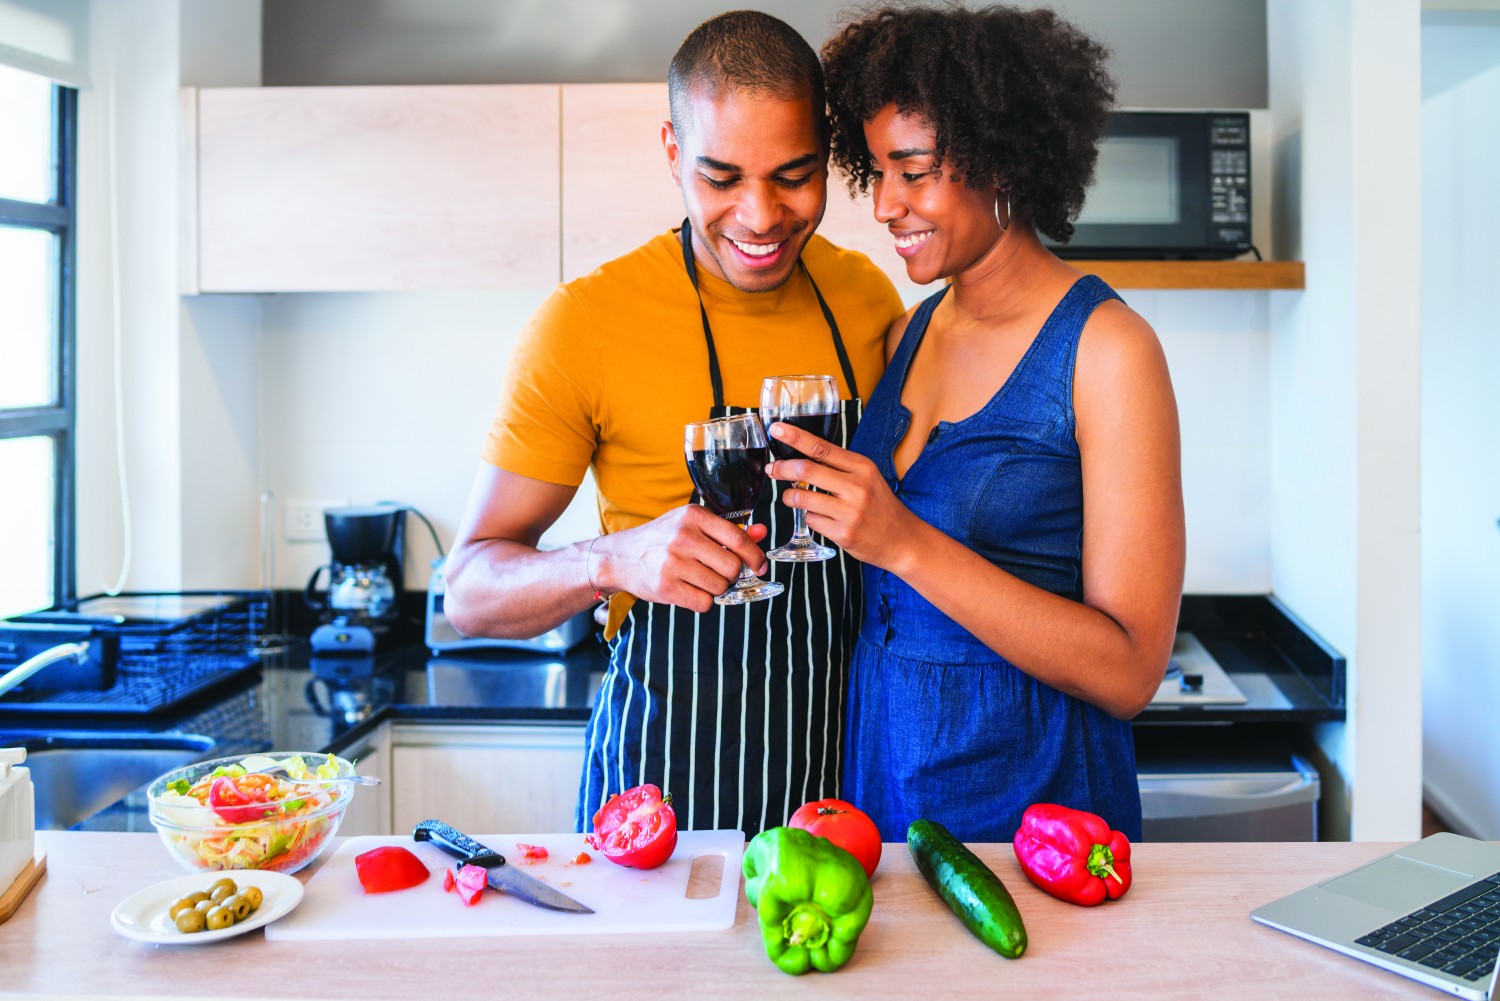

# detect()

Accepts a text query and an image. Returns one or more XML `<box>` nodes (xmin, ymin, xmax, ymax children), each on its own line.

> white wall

<box><xmin>1420</xmin><ymin>16</ymin><xmax>1500</xmax><ymax>840</ymax></box>
<box><xmin>74</xmin><ymin>0</ymin><xmax>261</xmax><ymax>596</ymax></box>
<box><xmin>255</xmin><ymin>284</ymin><xmax>1275</xmax><ymax>595</ymax></box>
<box><xmin>1267</xmin><ymin>0</ymin><xmax>1423</xmax><ymax>841</ymax></box>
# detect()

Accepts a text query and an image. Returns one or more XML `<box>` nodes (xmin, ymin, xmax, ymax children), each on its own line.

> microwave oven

<box><xmin>1044</xmin><ymin>110</ymin><xmax>1254</xmax><ymax>261</ymax></box>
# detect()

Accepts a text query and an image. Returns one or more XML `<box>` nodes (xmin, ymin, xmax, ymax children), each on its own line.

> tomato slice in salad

<box><xmin>586</xmin><ymin>783</ymin><xmax>677</xmax><ymax>870</ymax></box>
<box><xmin>207</xmin><ymin>776</ymin><xmax>276</xmax><ymax>824</ymax></box>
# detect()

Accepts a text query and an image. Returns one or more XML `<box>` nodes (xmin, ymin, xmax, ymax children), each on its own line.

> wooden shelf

<box><xmin>1074</xmin><ymin>260</ymin><xmax>1305</xmax><ymax>290</ymax></box>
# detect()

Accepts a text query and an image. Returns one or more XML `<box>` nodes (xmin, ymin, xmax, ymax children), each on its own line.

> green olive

<box><xmin>208</xmin><ymin>877</ymin><xmax>237</xmax><ymax>897</ymax></box>
<box><xmin>239</xmin><ymin>885</ymin><xmax>263</xmax><ymax>911</ymax></box>
<box><xmin>224</xmin><ymin>894</ymin><xmax>252</xmax><ymax>922</ymax></box>
<box><xmin>167</xmin><ymin>897</ymin><xmax>195</xmax><ymax>920</ymax></box>
<box><xmin>204</xmin><ymin>905</ymin><xmax>235</xmax><ymax>931</ymax></box>
<box><xmin>194</xmin><ymin>898</ymin><xmax>215</xmax><ymax>914</ymax></box>
<box><xmin>211</xmin><ymin>884</ymin><xmax>236</xmax><ymax>905</ymax></box>
<box><xmin>184</xmin><ymin>891</ymin><xmax>210</xmax><ymax>906</ymax></box>
<box><xmin>174</xmin><ymin>908</ymin><xmax>207</xmax><ymax>934</ymax></box>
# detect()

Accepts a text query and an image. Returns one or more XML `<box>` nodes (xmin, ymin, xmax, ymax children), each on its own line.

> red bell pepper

<box><xmin>1012</xmin><ymin>803</ymin><xmax>1132</xmax><ymax>906</ymax></box>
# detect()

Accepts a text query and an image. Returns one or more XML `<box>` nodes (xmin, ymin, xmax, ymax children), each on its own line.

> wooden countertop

<box><xmin>0</xmin><ymin>833</ymin><xmax>1454</xmax><ymax>1000</ymax></box>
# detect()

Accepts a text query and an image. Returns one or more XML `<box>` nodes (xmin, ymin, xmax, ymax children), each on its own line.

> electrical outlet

<box><xmin>285</xmin><ymin>499</ymin><xmax>346</xmax><ymax>543</ymax></box>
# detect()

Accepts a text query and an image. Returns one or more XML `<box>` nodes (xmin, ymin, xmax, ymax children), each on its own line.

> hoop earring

<box><xmin>995</xmin><ymin>191</ymin><xmax>1011</xmax><ymax>233</ymax></box>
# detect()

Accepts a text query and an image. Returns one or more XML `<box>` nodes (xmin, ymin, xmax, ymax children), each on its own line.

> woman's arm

<box><xmin>768</xmin><ymin>301</ymin><xmax>1184</xmax><ymax>719</ymax></box>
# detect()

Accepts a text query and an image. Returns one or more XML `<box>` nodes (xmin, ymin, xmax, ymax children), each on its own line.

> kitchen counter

<box><xmin>0</xmin><ymin>593</ymin><xmax>1342</xmax><ymax>833</ymax></box>
<box><xmin>0</xmin><ymin>832</ymin><xmax>1458</xmax><ymax>1000</ymax></box>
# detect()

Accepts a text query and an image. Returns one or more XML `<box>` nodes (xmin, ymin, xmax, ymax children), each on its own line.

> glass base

<box><xmin>715</xmin><ymin>577</ymin><xmax>785</xmax><ymax>605</ymax></box>
<box><xmin>768</xmin><ymin>537</ymin><xmax>837</xmax><ymax>562</ymax></box>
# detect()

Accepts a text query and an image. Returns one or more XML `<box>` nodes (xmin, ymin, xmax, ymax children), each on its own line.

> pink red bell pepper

<box><xmin>1012</xmin><ymin>803</ymin><xmax>1132</xmax><ymax>906</ymax></box>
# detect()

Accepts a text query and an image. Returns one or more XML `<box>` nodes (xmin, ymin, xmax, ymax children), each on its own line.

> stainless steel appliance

<box><xmin>1137</xmin><ymin>754</ymin><xmax>1321</xmax><ymax>842</ymax></box>
<box><xmin>1043</xmin><ymin>110</ymin><xmax>1254</xmax><ymax>260</ymax></box>
<box><xmin>305</xmin><ymin>505</ymin><xmax>406</xmax><ymax>654</ymax></box>
<box><xmin>424</xmin><ymin>557</ymin><xmax>594</xmax><ymax>655</ymax></box>
<box><xmin>1149</xmin><ymin>631</ymin><xmax>1248</xmax><ymax>707</ymax></box>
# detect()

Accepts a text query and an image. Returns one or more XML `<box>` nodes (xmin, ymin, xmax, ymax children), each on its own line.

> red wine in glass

<box><xmin>683</xmin><ymin>414</ymin><xmax>783</xmax><ymax>604</ymax></box>
<box><xmin>759</xmin><ymin>375</ymin><xmax>841</xmax><ymax>562</ymax></box>
<box><xmin>766</xmin><ymin>412</ymin><xmax>839</xmax><ymax>462</ymax></box>
<box><xmin>686</xmin><ymin>447</ymin><xmax>769</xmax><ymax>525</ymax></box>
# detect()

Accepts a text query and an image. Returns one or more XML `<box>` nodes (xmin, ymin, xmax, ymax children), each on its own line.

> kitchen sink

<box><xmin>7</xmin><ymin>732</ymin><xmax>216</xmax><ymax>830</ymax></box>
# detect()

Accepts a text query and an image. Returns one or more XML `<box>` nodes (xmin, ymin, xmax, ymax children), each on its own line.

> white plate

<box><xmin>111</xmin><ymin>871</ymin><xmax>303</xmax><ymax>945</ymax></box>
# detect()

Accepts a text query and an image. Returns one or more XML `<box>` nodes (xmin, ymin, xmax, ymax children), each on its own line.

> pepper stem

<box><xmin>1087</xmin><ymin>843</ymin><xmax>1122</xmax><ymax>884</ymax></box>
<box><xmin>783</xmin><ymin>904</ymin><xmax>831</xmax><ymax>949</ymax></box>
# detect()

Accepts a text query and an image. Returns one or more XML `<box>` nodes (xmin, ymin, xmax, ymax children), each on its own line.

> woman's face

<box><xmin>863</xmin><ymin>104</ymin><xmax>1004</xmax><ymax>285</ymax></box>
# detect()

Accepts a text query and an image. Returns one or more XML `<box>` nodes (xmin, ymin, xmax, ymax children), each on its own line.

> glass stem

<box><xmin>791</xmin><ymin>481</ymin><xmax>812</xmax><ymax>542</ymax></box>
<box><xmin>734</xmin><ymin>562</ymin><xmax>761</xmax><ymax>590</ymax></box>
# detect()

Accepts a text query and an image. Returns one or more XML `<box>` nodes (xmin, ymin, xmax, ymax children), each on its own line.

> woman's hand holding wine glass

<box><xmin>759</xmin><ymin>375</ymin><xmax>841</xmax><ymax>562</ymax></box>
<box><xmin>766</xmin><ymin>421</ymin><xmax>924</xmax><ymax>575</ymax></box>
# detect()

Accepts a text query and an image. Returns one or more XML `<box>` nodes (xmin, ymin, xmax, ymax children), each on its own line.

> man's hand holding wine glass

<box><xmin>588</xmin><ymin>506</ymin><xmax>771</xmax><ymax>614</ymax></box>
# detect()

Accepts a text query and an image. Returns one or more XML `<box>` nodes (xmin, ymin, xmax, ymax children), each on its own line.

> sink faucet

<box><xmin>0</xmin><ymin>642</ymin><xmax>91</xmax><ymax>699</ymax></box>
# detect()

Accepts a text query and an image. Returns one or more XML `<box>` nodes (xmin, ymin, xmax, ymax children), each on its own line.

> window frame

<box><xmin>0</xmin><ymin>82</ymin><xmax>78</xmax><ymax>608</ymax></box>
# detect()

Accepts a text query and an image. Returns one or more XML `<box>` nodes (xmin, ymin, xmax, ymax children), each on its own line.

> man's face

<box><xmin>663</xmin><ymin>86</ymin><xmax>828</xmax><ymax>293</ymax></box>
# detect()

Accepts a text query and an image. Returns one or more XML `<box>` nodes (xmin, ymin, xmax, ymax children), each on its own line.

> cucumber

<box><xmin>907</xmin><ymin>819</ymin><xmax>1027</xmax><ymax>959</ymax></box>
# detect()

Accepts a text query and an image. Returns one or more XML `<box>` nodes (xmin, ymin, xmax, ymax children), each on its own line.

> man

<box><xmin>444</xmin><ymin>11</ymin><xmax>902</xmax><ymax>836</ymax></box>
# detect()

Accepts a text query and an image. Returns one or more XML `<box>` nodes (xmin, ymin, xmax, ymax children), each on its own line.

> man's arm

<box><xmin>443</xmin><ymin>463</ymin><xmax>773</xmax><ymax>638</ymax></box>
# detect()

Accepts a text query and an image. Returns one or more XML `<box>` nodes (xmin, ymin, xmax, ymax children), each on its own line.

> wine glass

<box><xmin>683</xmin><ymin>414</ymin><xmax>784</xmax><ymax>605</ymax></box>
<box><xmin>759</xmin><ymin>375</ymin><xmax>840</xmax><ymax>562</ymax></box>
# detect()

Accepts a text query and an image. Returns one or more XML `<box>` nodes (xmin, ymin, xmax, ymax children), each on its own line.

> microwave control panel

<box><xmin>1208</xmin><ymin>114</ymin><xmax>1251</xmax><ymax>248</ymax></box>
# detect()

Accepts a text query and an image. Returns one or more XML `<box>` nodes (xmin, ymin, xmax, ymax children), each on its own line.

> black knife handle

<box><xmin>412</xmin><ymin>819</ymin><xmax>505</xmax><ymax>866</ymax></box>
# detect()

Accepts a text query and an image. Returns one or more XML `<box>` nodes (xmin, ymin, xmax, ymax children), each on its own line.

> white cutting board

<box><xmin>266</xmin><ymin>830</ymin><xmax>744</xmax><ymax>940</ymax></box>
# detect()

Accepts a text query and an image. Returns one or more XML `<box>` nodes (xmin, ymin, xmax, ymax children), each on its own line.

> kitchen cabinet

<box><xmin>184</xmin><ymin>84</ymin><xmax>561</xmax><ymax>292</ymax></box>
<box><xmin>185</xmin><ymin>82</ymin><xmax>1298</xmax><ymax>294</ymax></box>
<box><xmin>389</xmin><ymin>722</ymin><xmax>584</xmax><ymax>833</ymax></box>
<box><xmin>334</xmin><ymin>720</ymin><xmax>392</xmax><ymax>838</ymax></box>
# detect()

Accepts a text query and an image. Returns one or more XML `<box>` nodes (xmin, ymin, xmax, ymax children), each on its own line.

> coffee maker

<box><xmin>305</xmin><ymin>504</ymin><xmax>405</xmax><ymax>654</ymax></box>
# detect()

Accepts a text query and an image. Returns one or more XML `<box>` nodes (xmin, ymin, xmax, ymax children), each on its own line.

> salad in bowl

<box><xmin>148</xmin><ymin>752</ymin><xmax>357</xmax><ymax>874</ymax></box>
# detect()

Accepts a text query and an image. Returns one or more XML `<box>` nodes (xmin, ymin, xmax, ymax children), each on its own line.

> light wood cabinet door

<box><xmin>390</xmin><ymin>723</ymin><xmax>585</xmax><ymax>834</ymax></box>
<box><xmin>190</xmin><ymin>84</ymin><xmax>562</xmax><ymax>292</ymax></box>
<box><xmin>560</xmin><ymin>83</ymin><xmax>920</xmax><ymax>297</ymax></box>
<box><xmin>334</xmin><ymin>721</ymin><xmax>393</xmax><ymax>838</ymax></box>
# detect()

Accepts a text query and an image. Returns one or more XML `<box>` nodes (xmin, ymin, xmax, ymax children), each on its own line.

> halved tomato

<box><xmin>586</xmin><ymin>783</ymin><xmax>677</xmax><ymax>870</ymax></box>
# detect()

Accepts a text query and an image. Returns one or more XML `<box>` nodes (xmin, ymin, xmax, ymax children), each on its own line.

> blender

<box><xmin>304</xmin><ymin>504</ymin><xmax>405</xmax><ymax>654</ymax></box>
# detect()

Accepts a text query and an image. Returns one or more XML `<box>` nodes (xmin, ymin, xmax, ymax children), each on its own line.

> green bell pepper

<box><xmin>742</xmin><ymin>826</ymin><xmax>875</xmax><ymax>975</ymax></box>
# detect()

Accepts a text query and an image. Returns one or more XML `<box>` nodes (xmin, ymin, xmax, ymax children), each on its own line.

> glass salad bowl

<box><xmin>147</xmin><ymin>751</ymin><xmax>357</xmax><ymax>875</ymax></box>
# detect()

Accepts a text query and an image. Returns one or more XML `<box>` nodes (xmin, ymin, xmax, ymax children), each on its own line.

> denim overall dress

<box><xmin>843</xmin><ymin>275</ymin><xmax>1143</xmax><ymax>843</ymax></box>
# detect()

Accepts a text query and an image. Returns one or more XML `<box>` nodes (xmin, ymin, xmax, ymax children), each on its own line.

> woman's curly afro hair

<box><xmin>820</xmin><ymin>3</ymin><xmax>1115</xmax><ymax>243</ymax></box>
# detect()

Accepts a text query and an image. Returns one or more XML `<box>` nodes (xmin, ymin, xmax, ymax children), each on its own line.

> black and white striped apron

<box><xmin>575</xmin><ymin>221</ymin><xmax>865</xmax><ymax>837</ymax></box>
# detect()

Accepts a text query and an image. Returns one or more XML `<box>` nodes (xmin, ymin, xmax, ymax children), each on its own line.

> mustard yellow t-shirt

<box><xmin>483</xmin><ymin>229</ymin><xmax>903</xmax><ymax>634</ymax></box>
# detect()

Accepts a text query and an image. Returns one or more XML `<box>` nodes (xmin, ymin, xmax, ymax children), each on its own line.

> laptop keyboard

<box><xmin>1355</xmin><ymin>871</ymin><xmax>1500</xmax><ymax>983</ymax></box>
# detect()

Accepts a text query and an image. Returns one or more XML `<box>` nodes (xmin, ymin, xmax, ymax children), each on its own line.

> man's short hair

<box><xmin>668</xmin><ymin>10</ymin><xmax>825</xmax><ymax>139</ymax></box>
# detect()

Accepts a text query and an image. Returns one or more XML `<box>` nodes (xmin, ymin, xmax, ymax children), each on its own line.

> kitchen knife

<box><xmin>412</xmin><ymin>820</ymin><xmax>594</xmax><ymax>914</ymax></box>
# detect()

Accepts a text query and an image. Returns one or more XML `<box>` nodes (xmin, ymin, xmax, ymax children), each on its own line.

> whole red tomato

<box><xmin>586</xmin><ymin>783</ymin><xmax>678</xmax><ymax>869</ymax></box>
<box><xmin>787</xmin><ymin>799</ymin><xmax>882</xmax><ymax>877</ymax></box>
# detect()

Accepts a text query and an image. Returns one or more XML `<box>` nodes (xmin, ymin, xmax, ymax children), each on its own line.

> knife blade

<box><xmin>412</xmin><ymin>819</ymin><xmax>595</xmax><ymax>914</ymax></box>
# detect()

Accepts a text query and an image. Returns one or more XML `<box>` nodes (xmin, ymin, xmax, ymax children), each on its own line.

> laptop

<box><xmin>1252</xmin><ymin>833</ymin><xmax>1500</xmax><ymax>999</ymax></box>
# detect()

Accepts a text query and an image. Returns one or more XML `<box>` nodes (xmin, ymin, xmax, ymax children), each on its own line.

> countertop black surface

<box><xmin>0</xmin><ymin>593</ymin><xmax>1343</xmax><ymax>832</ymax></box>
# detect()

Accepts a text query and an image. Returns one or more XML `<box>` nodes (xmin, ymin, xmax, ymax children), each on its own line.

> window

<box><xmin>0</xmin><ymin>62</ymin><xmax>77</xmax><ymax>618</ymax></box>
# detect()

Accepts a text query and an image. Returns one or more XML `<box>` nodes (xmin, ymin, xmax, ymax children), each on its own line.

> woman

<box><xmin>767</xmin><ymin>4</ymin><xmax>1184</xmax><ymax>842</ymax></box>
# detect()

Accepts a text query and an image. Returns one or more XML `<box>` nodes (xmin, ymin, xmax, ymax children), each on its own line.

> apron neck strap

<box><xmin>678</xmin><ymin>219</ymin><xmax>859</xmax><ymax>408</ymax></box>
